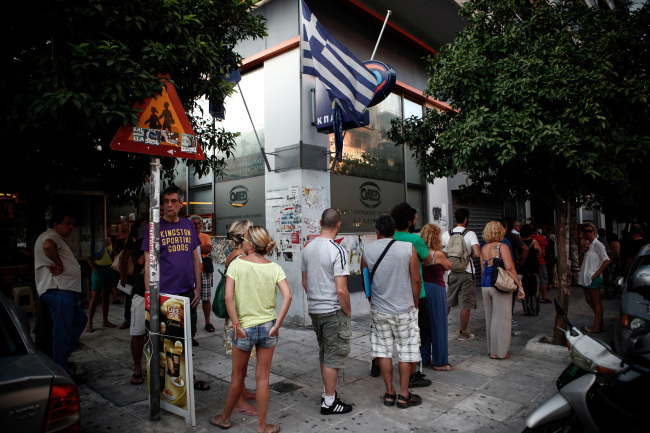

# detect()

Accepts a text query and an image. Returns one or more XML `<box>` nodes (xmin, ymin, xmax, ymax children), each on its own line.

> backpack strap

<box><xmin>370</xmin><ymin>240</ymin><xmax>396</xmax><ymax>283</ymax></box>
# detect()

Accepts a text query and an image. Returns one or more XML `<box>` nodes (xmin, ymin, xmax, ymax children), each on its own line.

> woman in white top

<box><xmin>579</xmin><ymin>222</ymin><xmax>610</xmax><ymax>333</ymax></box>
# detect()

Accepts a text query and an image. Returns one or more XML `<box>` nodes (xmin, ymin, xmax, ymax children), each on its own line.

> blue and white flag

<box><xmin>301</xmin><ymin>0</ymin><xmax>377</xmax><ymax>125</ymax></box>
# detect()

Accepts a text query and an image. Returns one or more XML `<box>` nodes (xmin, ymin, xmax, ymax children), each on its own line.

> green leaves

<box><xmin>390</xmin><ymin>0</ymin><xmax>650</xmax><ymax>211</ymax></box>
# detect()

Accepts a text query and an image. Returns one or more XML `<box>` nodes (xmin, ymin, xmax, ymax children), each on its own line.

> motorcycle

<box><xmin>523</xmin><ymin>299</ymin><xmax>650</xmax><ymax>432</ymax></box>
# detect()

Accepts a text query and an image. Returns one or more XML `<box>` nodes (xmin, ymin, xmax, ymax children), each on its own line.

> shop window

<box><xmin>188</xmin><ymin>185</ymin><xmax>213</xmax><ymax>216</ymax></box>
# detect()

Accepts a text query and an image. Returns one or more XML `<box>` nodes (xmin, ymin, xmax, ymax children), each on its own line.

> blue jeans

<box><xmin>230</xmin><ymin>320</ymin><xmax>277</xmax><ymax>352</ymax></box>
<box><xmin>40</xmin><ymin>289</ymin><xmax>87</xmax><ymax>374</ymax></box>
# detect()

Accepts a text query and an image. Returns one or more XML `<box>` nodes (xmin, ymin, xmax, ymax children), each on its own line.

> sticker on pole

<box><xmin>110</xmin><ymin>74</ymin><xmax>205</xmax><ymax>160</ymax></box>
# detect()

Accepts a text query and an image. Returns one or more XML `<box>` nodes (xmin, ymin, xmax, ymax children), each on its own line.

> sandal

<box><xmin>258</xmin><ymin>424</ymin><xmax>280</xmax><ymax>433</ymax></box>
<box><xmin>130</xmin><ymin>373</ymin><xmax>143</xmax><ymax>385</ymax></box>
<box><xmin>244</xmin><ymin>392</ymin><xmax>256</xmax><ymax>401</ymax></box>
<box><xmin>85</xmin><ymin>326</ymin><xmax>94</xmax><ymax>333</ymax></box>
<box><xmin>489</xmin><ymin>354</ymin><xmax>510</xmax><ymax>360</ymax></box>
<box><xmin>204</xmin><ymin>323</ymin><xmax>215</xmax><ymax>332</ymax></box>
<box><xmin>194</xmin><ymin>380</ymin><xmax>210</xmax><ymax>391</ymax></box>
<box><xmin>432</xmin><ymin>364</ymin><xmax>454</xmax><ymax>371</ymax></box>
<box><xmin>112</xmin><ymin>299</ymin><xmax>123</xmax><ymax>305</ymax></box>
<box><xmin>102</xmin><ymin>322</ymin><xmax>116</xmax><ymax>328</ymax></box>
<box><xmin>209</xmin><ymin>415</ymin><xmax>231</xmax><ymax>429</ymax></box>
<box><xmin>581</xmin><ymin>326</ymin><xmax>604</xmax><ymax>333</ymax></box>
<box><xmin>396</xmin><ymin>392</ymin><xmax>422</xmax><ymax>409</ymax></box>
<box><xmin>233</xmin><ymin>406</ymin><xmax>258</xmax><ymax>416</ymax></box>
<box><xmin>119</xmin><ymin>322</ymin><xmax>130</xmax><ymax>329</ymax></box>
<box><xmin>540</xmin><ymin>298</ymin><xmax>552</xmax><ymax>304</ymax></box>
<box><xmin>383</xmin><ymin>392</ymin><xmax>396</xmax><ymax>406</ymax></box>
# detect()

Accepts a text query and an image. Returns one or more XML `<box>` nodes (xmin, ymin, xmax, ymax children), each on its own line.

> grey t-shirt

<box><xmin>364</xmin><ymin>238</ymin><xmax>414</xmax><ymax>315</ymax></box>
<box><xmin>301</xmin><ymin>237</ymin><xmax>350</xmax><ymax>314</ymax></box>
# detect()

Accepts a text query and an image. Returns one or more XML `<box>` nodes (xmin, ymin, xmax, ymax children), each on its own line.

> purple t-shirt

<box><xmin>142</xmin><ymin>218</ymin><xmax>201</xmax><ymax>295</ymax></box>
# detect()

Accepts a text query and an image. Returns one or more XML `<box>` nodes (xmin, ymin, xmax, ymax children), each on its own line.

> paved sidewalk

<box><xmin>66</xmin><ymin>286</ymin><xmax>620</xmax><ymax>433</ymax></box>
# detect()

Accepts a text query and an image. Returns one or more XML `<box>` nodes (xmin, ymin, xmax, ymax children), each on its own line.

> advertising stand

<box><xmin>145</xmin><ymin>292</ymin><xmax>195</xmax><ymax>426</ymax></box>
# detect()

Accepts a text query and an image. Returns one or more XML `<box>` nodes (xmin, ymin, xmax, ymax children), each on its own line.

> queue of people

<box><xmin>34</xmin><ymin>189</ymin><xmax>637</xmax><ymax>432</ymax></box>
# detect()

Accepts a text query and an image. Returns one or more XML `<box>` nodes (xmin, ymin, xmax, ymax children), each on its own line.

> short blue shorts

<box><xmin>230</xmin><ymin>319</ymin><xmax>278</xmax><ymax>352</ymax></box>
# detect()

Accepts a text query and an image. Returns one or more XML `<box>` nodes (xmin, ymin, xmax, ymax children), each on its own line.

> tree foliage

<box><xmin>389</xmin><ymin>0</ymin><xmax>649</xmax><ymax>209</ymax></box>
<box><xmin>1</xmin><ymin>0</ymin><xmax>266</xmax><ymax>204</ymax></box>
<box><xmin>388</xmin><ymin>0</ymin><xmax>650</xmax><ymax>343</ymax></box>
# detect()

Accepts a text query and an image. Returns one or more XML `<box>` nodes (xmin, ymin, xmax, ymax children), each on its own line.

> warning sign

<box><xmin>110</xmin><ymin>75</ymin><xmax>205</xmax><ymax>160</ymax></box>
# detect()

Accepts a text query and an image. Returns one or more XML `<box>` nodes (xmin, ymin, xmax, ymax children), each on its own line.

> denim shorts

<box><xmin>230</xmin><ymin>319</ymin><xmax>278</xmax><ymax>352</ymax></box>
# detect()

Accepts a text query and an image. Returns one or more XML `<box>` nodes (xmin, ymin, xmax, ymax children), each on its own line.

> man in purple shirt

<box><xmin>143</xmin><ymin>185</ymin><xmax>209</xmax><ymax>390</ymax></box>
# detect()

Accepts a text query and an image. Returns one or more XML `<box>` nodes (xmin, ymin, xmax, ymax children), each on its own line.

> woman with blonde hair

<box><xmin>419</xmin><ymin>224</ymin><xmax>453</xmax><ymax>371</ymax></box>
<box><xmin>211</xmin><ymin>225</ymin><xmax>292</xmax><ymax>433</ymax></box>
<box><xmin>221</xmin><ymin>220</ymin><xmax>258</xmax><ymax>415</ymax></box>
<box><xmin>480</xmin><ymin>221</ymin><xmax>525</xmax><ymax>360</ymax></box>
<box><xmin>579</xmin><ymin>222</ymin><xmax>609</xmax><ymax>333</ymax></box>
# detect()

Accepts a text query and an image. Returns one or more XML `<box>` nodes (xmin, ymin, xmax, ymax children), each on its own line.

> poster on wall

<box><xmin>145</xmin><ymin>293</ymin><xmax>195</xmax><ymax>426</ymax></box>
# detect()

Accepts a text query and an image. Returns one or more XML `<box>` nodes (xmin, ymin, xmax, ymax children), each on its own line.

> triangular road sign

<box><xmin>110</xmin><ymin>75</ymin><xmax>205</xmax><ymax>160</ymax></box>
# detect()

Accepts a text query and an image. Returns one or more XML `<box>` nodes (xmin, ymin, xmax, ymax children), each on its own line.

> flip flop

<box><xmin>204</xmin><ymin>323</ymin><xmax>215</xmax><ymax>332</ymax></box>
<box><xmin>233</xmin><ymin>406</ymin><xmax>258</xmax><ymax>416</ymax></box>
<box><xmin>209</xmin><ymin>415</ymin><xmax>231</xmax><ymax>429</ymax></box>
<box><xmin>540</xmin><ymin>298</ymin><xmax>552</xmax><ymax>304</ymax></box>
<box><xmin>85</xmin><ymin>326</ymin><xmax>94</xmax><ymax>333</ymax></box>
<box><xmin>244</xmin><ymin>392</ymin><xmax>256</xmax><ymax>401</ymax></box>
<box><xmin>112</xmin><ymin>299</ymin><xmax>123</xmax><ymax>304</ymax></box>
<box><xmin>119</xmin><ymin>322</ymin><xmax>130</xmax><ymax>329</ymax></box>
<box><xmin>194</xmin><ymin>380</ymin><xmax>210</xmax><ymax>391</ymax></box>
<box><xmin>258</xmin><ymin>424</ymin><xmax>281</xmax><ymax>433</ymax></box>
<box><xmin>490</xmin><ymin>354</ymin><xmax>510</xmax><ymax>360</ymax></box>
<box><xmin>131</xmin><ymin>373</ymin><xmax>143</xmax><ymax>385</ymax></box>
<box><xmin>102</xmin><ymin>322</ymin><xmax>116</xmax><ymax>328</ymax></box>
<box><xmin>433</xmin><ymin>364</ymin><xmax>454</xmax><ymax>371</ymax></box>
<box><xmin>581</xmin><ymin>326</ymin><xmax>603</xmax><ymax>333</ymax></box>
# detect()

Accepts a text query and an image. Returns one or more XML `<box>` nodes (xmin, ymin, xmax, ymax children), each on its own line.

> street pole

<box><xmin>149</xmin><ymin>156</ymin><xmax>161</xmax><ymax>420</ymax></box>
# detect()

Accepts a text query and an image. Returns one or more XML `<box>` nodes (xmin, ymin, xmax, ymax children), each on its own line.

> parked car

<box><xmin>0</xmin><ymin>292</ymin><xmax>80</xmax><ymax>432</ymax></box>
<box><xmin>615</xmin><ymin>243</ymin><xmax>650</xmax><ymax>354</ymax></box>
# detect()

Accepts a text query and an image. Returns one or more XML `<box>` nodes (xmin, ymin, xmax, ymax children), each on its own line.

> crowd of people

<box><xmin>31</xmin><ymin>188</ymin><xmax>646</xmax><ymax>432</ymax></box>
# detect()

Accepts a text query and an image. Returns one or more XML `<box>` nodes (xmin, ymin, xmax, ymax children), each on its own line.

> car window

<box><xmin>0</xmin><ymin>305</ymin><xmax>28</xmax><ymax>357</ymax></box>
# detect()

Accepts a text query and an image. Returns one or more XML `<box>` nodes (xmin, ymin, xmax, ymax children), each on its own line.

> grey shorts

<box><xmin>447</xmin><ymin>271</ymin><xmax>477</xmax><ymax>310</ymax></box>
<box><xmin>539</xmin><ymin>264</ymin><xmax>548</xmax><ymax>286</ymax></box>
<box><xmin>310</xmin><ymin>309</ymin><xmax>351</xmax><ymax>369</ymax></box>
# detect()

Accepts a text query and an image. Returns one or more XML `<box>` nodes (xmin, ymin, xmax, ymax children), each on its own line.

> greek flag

<box><xmin>301</xmin><ymin>0</ymin><xmax>377</xmax><ymax>125</ymax></box>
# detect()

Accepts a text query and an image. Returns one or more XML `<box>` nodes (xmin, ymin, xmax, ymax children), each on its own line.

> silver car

<box><xmin>0</xmin><ymin>292</ymin><xmax>81</xmax><ymax>432</ymax></box>
<box><xmin>615</xmin><ymin>243</ymin><xmax>650</xmax><ymax>354</ymax></box>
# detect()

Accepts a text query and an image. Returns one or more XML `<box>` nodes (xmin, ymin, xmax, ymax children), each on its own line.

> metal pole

<box><xmin>370</xmin><ymin>10</ymin><xmax>392</xmax><ymax>61</ymax></box>
<box><xmin>149</xmin><ymin>156</ymin><xmax>161</xmax><ymax>420</ymax></box>
<box><xmin>237</xmin><ymin>83</ymin><xmax>272</xmax><ymax>172</ymax></box>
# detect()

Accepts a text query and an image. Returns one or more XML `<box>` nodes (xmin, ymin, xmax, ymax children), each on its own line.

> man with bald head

<box><xmin>301</xmin><ymin>208</ymin><xmax>353</xmax><ymax>415</ymax></box>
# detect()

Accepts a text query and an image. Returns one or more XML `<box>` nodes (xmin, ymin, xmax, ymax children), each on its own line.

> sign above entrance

<box><xmin>110</xmin><ymin>75</ymin><xmax>205</xmax><ymax>160</ymax></box>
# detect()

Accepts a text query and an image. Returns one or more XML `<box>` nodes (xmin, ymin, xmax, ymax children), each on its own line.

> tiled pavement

<box><xmin>63</xmin><ymin>285</ymin><xmax>620</xmax><ymax>432</ymax></box>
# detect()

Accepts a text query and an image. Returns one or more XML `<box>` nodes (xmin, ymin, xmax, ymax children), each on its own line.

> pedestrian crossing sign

<box><xmin>110</xmin><ymin>75</ymin><xmax>205</xmax><ymax>160</ymax></box>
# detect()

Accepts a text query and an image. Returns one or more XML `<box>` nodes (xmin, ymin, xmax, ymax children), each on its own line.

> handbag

<box><xmin>490</xmin><ymin>243</ymin><xmax>518</xmax><ymax>293</ymax></box>
<box><xmin>202</xmin><ymin>256</ymin><xmax>214</xmax><ymax>273</ymax></box>
<box><xmin>211</xmin><ymin>269</ymin><xmax>228</xmax><ymax>319</ymax></box>
<box><xmin>110</xmin><ymin>249</ymin><xmax>134</xmax><ymax>276</ymax></box>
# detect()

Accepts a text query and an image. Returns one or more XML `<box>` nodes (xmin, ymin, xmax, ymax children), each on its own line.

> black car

<box><xmin>0</xmin><ymin>292</ymin><xmax>81</xmax><ymax>432</ymax></box>
<box><xmin>615</xmin><ymin>244</ymin><xmax>650</xmax><ymax>354</ymax></box>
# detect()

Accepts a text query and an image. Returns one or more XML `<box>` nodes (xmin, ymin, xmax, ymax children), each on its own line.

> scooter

<box><xmin>523</xmin><ymin>299</ymin><xmax>650</xmax><ymax>432</ymax></box>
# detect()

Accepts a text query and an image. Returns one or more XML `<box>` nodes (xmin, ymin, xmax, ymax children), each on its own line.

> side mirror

<box><xmin>616</xmin><ymin>276</ymin><xmax>625</xmax><ymax>287</ymax></box>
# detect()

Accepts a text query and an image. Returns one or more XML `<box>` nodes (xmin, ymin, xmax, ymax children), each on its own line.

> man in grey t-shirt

<box><xmin>361</xmin><ymin>214</ymin><xmax>423</xmax><ymax>409</ymax></box>
<box><xmin>301</xmin><ymin>208</ymin><xmax>352</xmax><ymax>415</ymax></box>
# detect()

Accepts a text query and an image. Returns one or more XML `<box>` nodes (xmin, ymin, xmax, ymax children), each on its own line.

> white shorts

<box><xmin>130</xmin><ymin>294</ymin><xmax>146</xmax><ymax>336</ymax></box>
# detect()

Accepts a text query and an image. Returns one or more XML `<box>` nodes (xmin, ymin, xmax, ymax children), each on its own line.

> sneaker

<box><xmin>409</xmin><ymin>372</ymin><xmax>431</xmax><ymax>388</ymax></box>
<box><xmin>512</xmin><ymin>319</ymin><xmax>518</xmax><ymax>327</ymax></box>
<box><xmin>321</xmin><ymin>396</ymin><xmax>353</xmax><ymax>415</ymax></box>
<box><xmin>511</xmin><ymin>328</ymin><xmax>522</xmax><ymax>336</ymax></box>
<box><xmin>458</xmin><ymin>331</ymin><xmax>475</xmax><ymax>341</ymax></box>
<box><xmin>370</xmin><ymin>358</ymin><xmax>380</xmax><ymax>377</ymax></box>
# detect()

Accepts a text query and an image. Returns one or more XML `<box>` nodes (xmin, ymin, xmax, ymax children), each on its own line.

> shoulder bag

<box><xmin>489</xmin><ymin>243</ymin><xmax>518</xmax><ymax>293</ymax></box>
<box><xmin>110</xmin><ymin>249</ymin><xmax>134</xmax><ymax>276</ymax></box>
<box><xmin>363</xmin><ymin>240</ymin><xmax>396</xmax><ymax>298</ymax></box>
<box><xmin>211</xmin><ymin>269</ymin><xmax>228</xmax><ymax>318</ymax></box>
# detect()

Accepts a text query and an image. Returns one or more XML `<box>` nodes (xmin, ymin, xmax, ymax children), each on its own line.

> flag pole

<box><xmin>237</xmin><ymin>83</ymin><xmax>272</xmax><ymax>172</ymax></box>
<box><xmin>370</xmin><ymin>10</ymin><xmax>392</xmax><ymax>61</ymax></box>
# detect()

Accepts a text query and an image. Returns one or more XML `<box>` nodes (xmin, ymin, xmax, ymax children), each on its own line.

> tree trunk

<box><xmin>552</xmin><ymin>193</ymin><xmax>570</xmax><ymax>345</ymax></box>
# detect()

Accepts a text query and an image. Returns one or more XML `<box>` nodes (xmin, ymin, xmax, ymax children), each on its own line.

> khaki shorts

<box><xmin>310</xmin><ymin>310</ymin><xmax>351</xmax><ymax>369</ymax></box>
<box><xmin>447</xmin><ymin>271</ymin><xmax>477</xmax><ymax>310</ymax></box>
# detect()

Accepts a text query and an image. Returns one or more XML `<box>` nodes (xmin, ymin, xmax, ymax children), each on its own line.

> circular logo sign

<box><xmin>229</xmin><ymin>185</ymin><xmax>249</xmax><ymax>207</ymax></box>
<box><xmin>360</xmin><ymin>182</ymin><xmax>382</xmax><ymax>209</ymax></box>
<box><xmin>363</xmin><ymin>60</ymin><xmax>397</xmax><ymax>108</ymax></box>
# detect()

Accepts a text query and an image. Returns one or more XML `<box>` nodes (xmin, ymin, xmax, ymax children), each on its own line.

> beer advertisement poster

<box><xmin>145</xmin><ymin>293</ymin><xmax>195</xmax><ymax>426</ymax></box>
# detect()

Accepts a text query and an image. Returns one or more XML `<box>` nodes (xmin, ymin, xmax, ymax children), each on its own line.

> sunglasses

<box><xmin>583</xmin><ymin>229</ymin><xmax>594</xmax><ymax>234</ymax></box>
<box><xmin>242</xmin><ymin>236</ymin><xmax>253</xmax><ymax>244</ymax></box>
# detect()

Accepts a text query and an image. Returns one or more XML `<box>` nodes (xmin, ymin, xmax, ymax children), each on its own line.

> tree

<box><xmin>1</xmin><ymin>0</ymin><xmax>266</xmax><ymax>209</ymax></box>
<box><xmin>389</xmin><ymin>0</ymin><xmax>650</xmax><ymax>344</ymax></box>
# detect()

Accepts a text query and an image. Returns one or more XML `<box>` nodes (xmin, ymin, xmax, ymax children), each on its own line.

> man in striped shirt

<box><xmin>301</xmin><ymin>208</ymin><xmax>353</xmax><ymax>415</ymax></box>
